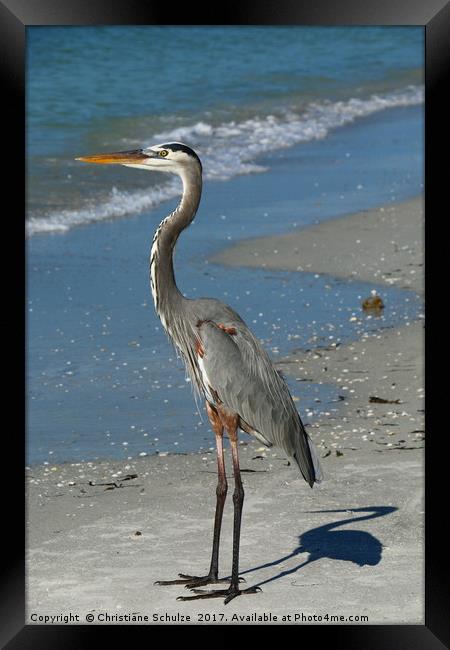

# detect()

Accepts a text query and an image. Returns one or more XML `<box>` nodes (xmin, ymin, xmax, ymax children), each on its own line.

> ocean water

<box><xmin>26</xmin><ymin>27</ymin><xmax>424</xmax><ymax>465</ymax></box>
<box><xmin>27</xmin><ymin>26</ymin><xmax>423</xmax><ymax>235</ymax></box>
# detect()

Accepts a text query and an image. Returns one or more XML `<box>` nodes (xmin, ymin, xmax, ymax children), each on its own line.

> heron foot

<box><xmin>177</xmin><ymin>584</ymin><xmax>261</xmax><ymax>605</ymax></box>
<box><xmin>155</xmin><ymin>573</ymin><xmax>244</xmax><ymax>589</ymax></box>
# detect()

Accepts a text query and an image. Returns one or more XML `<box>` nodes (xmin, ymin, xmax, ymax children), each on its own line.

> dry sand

<box><xmin>26</xmin><ymin>196</ymin><xmax>424</xmax><ymax>625</ymax></box>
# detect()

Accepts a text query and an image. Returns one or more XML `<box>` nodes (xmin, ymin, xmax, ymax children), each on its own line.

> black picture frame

<box><xmin>3</xmin><ymin>0</ymin><xmax>448</xmax><ymax>646</ymax></box>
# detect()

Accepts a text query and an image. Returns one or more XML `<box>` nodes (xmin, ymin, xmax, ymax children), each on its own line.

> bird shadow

<box><xmin>241</xmin><ymin>506</ymin><xmax>397</xmax><ymax>588</ymax></box>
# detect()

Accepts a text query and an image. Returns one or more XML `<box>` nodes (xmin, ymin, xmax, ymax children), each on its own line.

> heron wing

<box><xmin>197</xmin><ymin>319</ymin><xmax>322</xmax><ymax>485</ymax></box>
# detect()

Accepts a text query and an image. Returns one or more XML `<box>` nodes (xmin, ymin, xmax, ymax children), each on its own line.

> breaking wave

<box><xmin>27</xmin><ymin>85</ymin><xmax>423</xmax><ymax>236</ymax></box>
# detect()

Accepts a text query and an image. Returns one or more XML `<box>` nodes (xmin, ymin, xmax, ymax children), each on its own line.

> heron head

<box><xmin>76</xmin><ymin>142</ymin><xmax>202</xmax><ymax>173</ymax></box>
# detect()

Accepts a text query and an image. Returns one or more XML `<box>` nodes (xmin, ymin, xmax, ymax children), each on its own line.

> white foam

<box><xmin>26</xmin><ymin>179</ymin><xmax>181</xmax><ymax>237</ymax></box>
<box><xmin>153</xmin><ymin>85</ymin><xmax>423</xmax><ymax>178</ymax></box>
<box><xmin>28</xmin><ymin>85</ymin><xmax>423</xmax><ymax>236</ymax></box>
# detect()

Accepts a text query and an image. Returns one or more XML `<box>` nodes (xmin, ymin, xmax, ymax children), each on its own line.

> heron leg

<box><xmin>206</xmin><ymin>402</ymin><xmax>228</xmax><ymax>580</ymax></box>
<box><xmin>177</xmin><ymin>411</ymin><xmax>261</xmax><ymax>604</ymax></box>
<box><xmin>155</xmin><ymin>402</ymin><xmax>232</xmax><ymax>590</ymax></box>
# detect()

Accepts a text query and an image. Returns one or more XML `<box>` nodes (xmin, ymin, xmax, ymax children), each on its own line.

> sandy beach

<box><xmin>26</xmin><ymin>196</ymin><xmax>424</xmax><ymax>625</ymax></box>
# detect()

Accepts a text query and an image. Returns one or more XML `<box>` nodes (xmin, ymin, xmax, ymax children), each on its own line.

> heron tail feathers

<box><xmin>307</xmin><ymin>435</ymin><xmax>323</xmax><ymax>484</ymax></box>
<box><xmin>293</xmin><ymin>432</ymin><xmax>323</xmax><ymax>488</ymax></box>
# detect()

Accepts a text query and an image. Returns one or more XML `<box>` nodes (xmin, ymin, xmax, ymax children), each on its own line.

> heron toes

<box><xmin>155</xmin><ymin>573</ymin><xmax>244</xmax><ymax>589</ymax></box>
<box><xmin>154</xmin><ymin>573</ymin><xmax>214</xmax><ymax>587</ymax></box>
<box><xmin>177</xmin><ymin>585</ymin><xmax>262</xmax><ymax>605</ymax></box>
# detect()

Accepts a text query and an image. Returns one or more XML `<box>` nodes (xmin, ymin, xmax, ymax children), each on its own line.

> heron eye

<box><xmin>159</xmin><ymin>150</ymin><xmax>169</xmax><ymax>157</ymax></box>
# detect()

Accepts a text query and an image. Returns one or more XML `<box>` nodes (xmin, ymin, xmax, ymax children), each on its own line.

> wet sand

<box><xmin>211</xmin><ymin>197</ymin><xmax>424</xmax><ymax>294</ymax></box>
<box><xmin>26</xmin><ymin>196</ymin><xmax>424</xmax><ymax>625</ymax></box>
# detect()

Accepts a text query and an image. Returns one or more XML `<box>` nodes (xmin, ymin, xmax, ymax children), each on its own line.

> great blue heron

<box><xmin>76</xmin><ymin>142</ymin><xmax>322</xmax><ymax>604</ymax></box>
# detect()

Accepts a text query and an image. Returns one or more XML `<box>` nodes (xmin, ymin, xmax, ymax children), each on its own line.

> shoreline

<box><xmin>27</xmin><ymin>196</ymin><xmax>424</xmax><ymax>623</ymax></box>
<box><xmin>210</xmin><ymin>196</ymin><xmax>424</xmax><ymax>294</ymax></box>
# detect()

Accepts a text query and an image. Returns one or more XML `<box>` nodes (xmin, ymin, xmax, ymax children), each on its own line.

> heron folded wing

<box><xmin>197</xmin><ymin>319</ymin><xmax>321</xmax><ymax>486</ymax></box>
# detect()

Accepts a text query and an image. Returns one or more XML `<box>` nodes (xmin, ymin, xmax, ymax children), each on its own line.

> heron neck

<box><xmin>149</xmin><ymin>165</ymin><xmax>202</xmax><ymax>329</ymax></box>
<box><xmin>314</xmin><ymin>507</ymin><xmax>395</xmax><ymax>533</ymax></box>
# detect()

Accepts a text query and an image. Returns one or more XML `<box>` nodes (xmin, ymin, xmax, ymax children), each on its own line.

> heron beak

<box><xmin>75</xmin><ymin>149</ymin><xmax>151</xmax><ymax>164</ymax></box>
